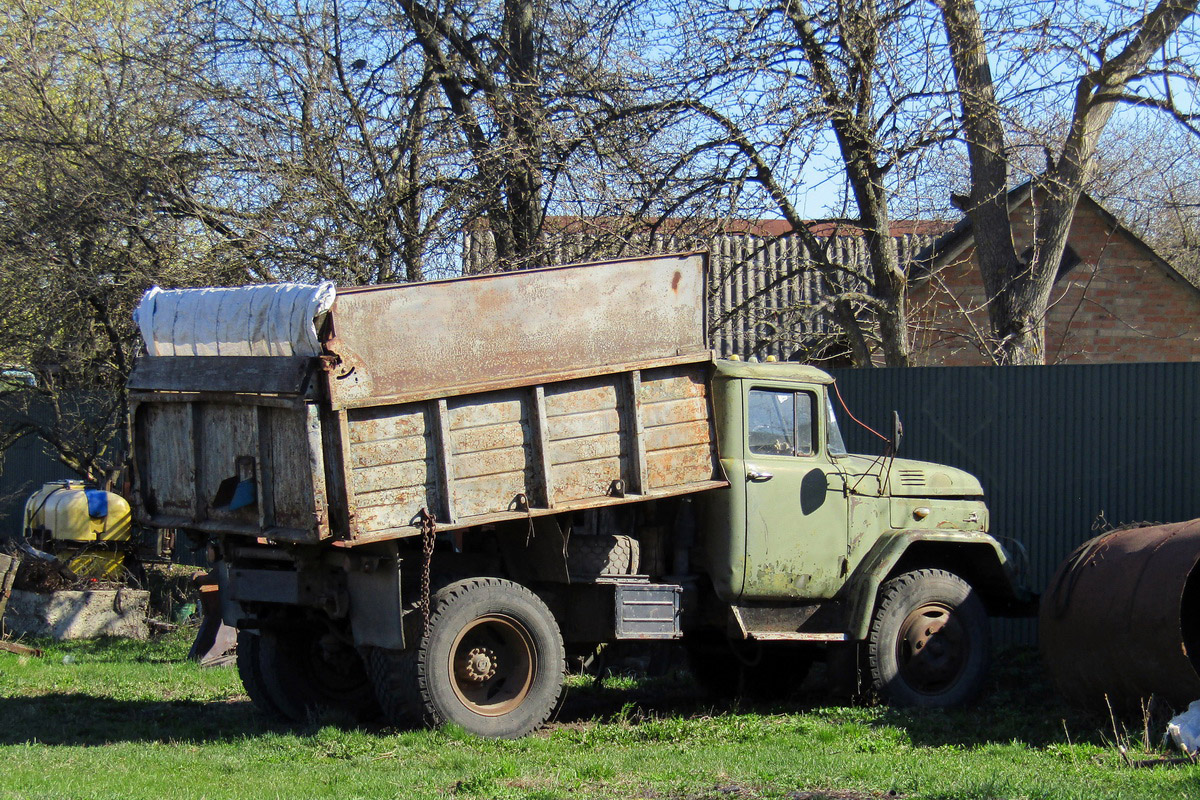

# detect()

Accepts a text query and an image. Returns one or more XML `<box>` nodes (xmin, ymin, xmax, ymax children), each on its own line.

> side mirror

<box><xmin>891</xmin><ymin>410</ymin><xmax>903</xmax><ymax>454</ymax></box>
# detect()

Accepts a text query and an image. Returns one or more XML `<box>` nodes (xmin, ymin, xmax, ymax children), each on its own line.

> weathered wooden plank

<box><xmin>452</xmin><ymin>445</ymin><xmax>529</xmax><ymax>480</ymax></box>
<box><xmin>351</xmin><ymin>460</ymin><xmax>431</xmax><ymax>495</ymax></box>
<box><xmin>347</xmin><ymin>405</ymin><xmax>428</xmax><ymax>443</ymax></box>
<box><xmin>355</xmin><ymin>493</ymin><xmax>434</xmax><ymax>533</ymax></box>
<box><xmin>448</xmin><ymin>392</ymin><xmax>526</xmax><ymax>429</ymax></box>
<box><xmin>546</xmin><ymin>433</ymin><xmax>623</xmax><ymax>465</ymax></box>
<box><xmin>646</xmin><ymin>444</ymin><xmax>715</xmax><ymax>489</ymax></box>
<box><xmin>644</xmin><ymin>420</ymin><xmax>712</xmax><ymax>452</ymax></box>
<box><xmin>201</xmin><ymin>404</ymin><xmax>259</xmax><ymax>525</ymax></box>
<box><xmin>452</xmin><ymin>471</ymin><xmax>534</xmax><ymax>518</ymax></box>
<box><xmin>551</xmin><ymin>456</ymin><xmax>627</xmax><ymax>504</ymax></box>
<box><xmin>268</xmin><ymin>406</ymin><xmax>318</xmax><ymax>532</ymax></box>
<box><xmin>354</xmin><ymin>483</ymin><xmax>439</xmax><ymax>511</ymax></box>
<box><xmin>451</xmin><ymin>420</ymin><xmax>529</xmax><ymax>455</ymax></box>
<box><xmin>544</xmin><ymin>379</ymin><xmax>619</xmax><ymax>417</ymax></box>
<box><xmin>142</xmin><ymin>403</ymin><xmax>193</xmax><ymax>517</ymax></box>
<box><xmin>639</xmin><ymin>370</ymin><xmax>707</xmax><ymax>404</ymax></box>
<box><xmin>545</xmin><ymin>408</ymin><xmax>620</xmax><ymax>441</ymax></box>
<box><xmin>128</xmin><ymin>356</ymin><xmax>313</xmax><ymax>394</ymax></box>
<box><xmin>641</xmin><ymin>396</ymin><xmax>709</xmax><ymax>429</ymax></box>
<box><xmin>348</xmin><ymin>434</ymin><xmax>430</xmax><ymax>469</ymax></box>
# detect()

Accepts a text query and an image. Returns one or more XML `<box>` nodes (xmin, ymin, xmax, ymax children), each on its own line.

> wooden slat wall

<box><xmin>340</xmin><ymin>361</ymin><xmax>719</xmax><ymax>536</ymax></box>
<box><xmin>137</xmin><ymin>400</ymin><xmax>319</xmax><ymax>539</ymax></box>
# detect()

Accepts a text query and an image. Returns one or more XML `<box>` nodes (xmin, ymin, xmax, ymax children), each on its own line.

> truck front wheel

<box><xmin>867</xmin><ymin>569</ymin><xmax>989</xmax><ymax>708</ymax></box>
<box><xmin>409</xmin><ymin>577</ymin><xmax>566</xmax><ymax>738</ymax></box>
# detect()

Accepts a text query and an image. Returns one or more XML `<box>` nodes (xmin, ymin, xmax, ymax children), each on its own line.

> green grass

<box><xmin>0</xmin><ymin>635</ymin><xmax>1198</xmax><ymax>799</ymax></box>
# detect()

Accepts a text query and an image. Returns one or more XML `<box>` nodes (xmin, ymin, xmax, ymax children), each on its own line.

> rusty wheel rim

<box><xmin>896</xmin><ymin>602</ymin><xmax>967</xmax><ymax>695</ymax></box>
<box><xmin>448</xmin><ymin>614</ymin><xmax>536</xmax><ymax>716</ymax></box>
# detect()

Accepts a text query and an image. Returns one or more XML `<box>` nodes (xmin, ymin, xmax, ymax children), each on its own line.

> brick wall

<box><xmin>909</xmin><ymin>196</ymin><xmax>1200</xmax><ymax>365</ymax></box>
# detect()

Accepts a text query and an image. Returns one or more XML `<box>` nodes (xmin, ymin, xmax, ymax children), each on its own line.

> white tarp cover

<box><xmin>133</xmin><ymin>282</ymin><xmax>337</xmax><ymax>357</ymax></box>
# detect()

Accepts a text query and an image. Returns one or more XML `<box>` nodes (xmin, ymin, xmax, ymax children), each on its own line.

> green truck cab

<box><xmin>696</xmin><ymin>359</ymin><xmax>1028</xmax><ymax>706</ymax></box>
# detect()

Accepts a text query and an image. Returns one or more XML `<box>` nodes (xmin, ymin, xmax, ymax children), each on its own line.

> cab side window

<box><xmin>748</xmin><ymin>389</ymin><xmax>816</xmax><ymax>456</ymax></box>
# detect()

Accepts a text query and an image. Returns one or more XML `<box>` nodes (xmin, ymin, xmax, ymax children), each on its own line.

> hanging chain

<box><xmin>418</xmin><ymin>507</ymin><xmax>436</xmax><ymax>638</ymax></box>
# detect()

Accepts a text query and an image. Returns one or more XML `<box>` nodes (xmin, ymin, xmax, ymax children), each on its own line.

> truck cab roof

<box><xmin>713</xmin><ymin>359</ymin><xmax>835</xmax><ymax>385</ymax></box>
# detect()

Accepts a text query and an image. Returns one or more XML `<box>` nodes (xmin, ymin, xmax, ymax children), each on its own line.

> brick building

<box><xmin>909</xmin><ymin>183</ymin><xmax>1200</xmax><ymax>365</ymax></box>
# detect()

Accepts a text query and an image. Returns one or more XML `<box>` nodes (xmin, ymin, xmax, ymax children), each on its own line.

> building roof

<box><xmin>914</xmin><ymin>182</ymin><xmax>1198</xmax><ymax>292</ymax></box>
<box><xmin>538</xmin><ymin>216</ymin><xmax>953</xmax><ymax>240</ymax></box>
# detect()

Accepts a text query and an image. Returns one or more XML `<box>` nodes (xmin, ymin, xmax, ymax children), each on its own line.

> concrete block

<box><xmin>2</xmin><ymin>588</ymin><xmax>149</xmax><ymax>640</ymax></box>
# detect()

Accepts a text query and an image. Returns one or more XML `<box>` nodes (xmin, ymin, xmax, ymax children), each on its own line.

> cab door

<box><xmin>740</xmin><ymin>385</ymin><xmax>849</xmax><ymax>600</ymax></box>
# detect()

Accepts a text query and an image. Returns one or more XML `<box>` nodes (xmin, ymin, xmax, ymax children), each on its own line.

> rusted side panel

<box><xmin>334</xmin><ymin>357</ymin><xmax>724</xmax><ymax>539</ymax></box>
<box><xmin>323</xmin><ymin>253</ymin><xmax>709</xmax><ymax>409</ymax></box>
<box><xmin>544</xmin><ymin>375</ymin><xmax>627</xmax><ymax>505</ymax></box>
<box><xmin>448</xmin><ymin>390</ymin><xmax>533</xmax><ymax>519</ymax></box>
<box><xmin>1040</xmin><ymin>520</ymin><xmax>1200</xmax><ymax>710</ymax></box>
<box><xmin>345</xmin><ymin>404</ymin><xmax>439</xmax><ymax>536</ymax></box>
<box><xmin>640</xmin><ymin>365</ymin><xmax>718</xmax><ymax>490</ymax></box>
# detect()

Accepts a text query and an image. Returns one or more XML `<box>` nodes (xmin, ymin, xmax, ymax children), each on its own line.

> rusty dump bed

<box><xmin>128</xmin><ymin>253</ymin><xmax>726</xmax><ymax>544</ymax></box>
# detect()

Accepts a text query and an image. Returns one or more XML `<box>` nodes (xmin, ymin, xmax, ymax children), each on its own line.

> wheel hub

<box><xmin>897</xmin><ymin>602</ymin><xmax>967</xmax><ymax>693</ymax></box>
<box><xmin>459</xmin><ymin>647</ymin><xmax>499</xmax><ymax>683</ymax></box>
<box><xmin>448</xmin><ymin>614</ymin><xmax>536</xmax><ymax>717</ymax></box>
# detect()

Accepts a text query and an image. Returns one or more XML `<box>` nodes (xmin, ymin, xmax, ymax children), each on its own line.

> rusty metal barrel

<box><xmin>1040</xmin><ymin>520</ymin><xmax>1200</xmax><ymax>710</ymax></box>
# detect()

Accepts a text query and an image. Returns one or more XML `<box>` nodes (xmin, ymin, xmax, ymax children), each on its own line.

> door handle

<box><xmin>746</xmin><ymin>466</ymin><xmax>774</xmax><ymax>482</ymax></box>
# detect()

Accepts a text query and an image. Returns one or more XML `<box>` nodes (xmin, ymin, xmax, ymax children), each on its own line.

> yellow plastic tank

<box><xmin>24</xmin><ymin>481</ymin><xmax>132</xmax><ymax>543</ymax></box>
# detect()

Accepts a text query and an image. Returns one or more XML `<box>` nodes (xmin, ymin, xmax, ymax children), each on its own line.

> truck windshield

<box><xmin>826</xmin><ymin>399</ymin><xmax>848</xmax><ymax>456</ymax></box>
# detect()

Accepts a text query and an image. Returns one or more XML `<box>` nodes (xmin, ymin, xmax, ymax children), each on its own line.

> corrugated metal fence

<box><xmin>830</xmin><ymin>361</ymin><xmax>1200</xmax><ymax>645</ymax></box>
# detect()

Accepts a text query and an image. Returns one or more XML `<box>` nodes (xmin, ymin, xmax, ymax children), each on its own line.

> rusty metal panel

<box><xmin>323</xmin><ymin>253</ymin><xmax>709</xmax><ymax>409</ymax></box>
<box><xmin>1040</xmin><ymin>521</ymin><xmax>1200</xmax><ymax>709</ymax></box>
<box><xmin>544</xmin><ymin>375</ymin><xmax>627</xmax><ymax>505</ymax></box>
<box><xmin>449</xmin><ymin>389</ymin><xmax>534</xmax><ymax>519</ymax></box>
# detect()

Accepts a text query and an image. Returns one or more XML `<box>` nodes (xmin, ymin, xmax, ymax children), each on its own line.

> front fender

<box><xmin>844</xmin><ymin>530</ymin><xmax>1035</xmax><ymax>641</ymax></box>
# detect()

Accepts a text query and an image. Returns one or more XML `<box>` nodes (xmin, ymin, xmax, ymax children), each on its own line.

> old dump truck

<box><xmin>128</xmin><ymin>253</ymin><xmax>1029</xmax><ymax>738</ymax></box>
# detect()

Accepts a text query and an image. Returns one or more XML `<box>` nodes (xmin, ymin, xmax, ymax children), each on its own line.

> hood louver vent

<box><xmin>897</xmin><ymin>469</ymin><xmax>926</xmax><ymax>487</ymax></box>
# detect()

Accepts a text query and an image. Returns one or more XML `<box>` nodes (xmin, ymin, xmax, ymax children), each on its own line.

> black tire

<box><xmin>567</xmin><ymin>534</ymin><xmax>640</xmax><ymax>578</ymax></box>
<box><xmin>255</xmin><ymin>625</ymin><xmax>381</xmax><ymax>723</ymax></box>
<box><xmin>685</xmin><ymin>633</ymin><xmax>813</xmax><ymax>701</ymax></box>
<box><xmin>236</xmin><ymin>630</ymin><xmax>288</xmax><ymax>720</ymax></box>
<box><xmin>414</xmin><ymin>577</ymin><xmax>565</xmax><ymax>738</ymax></box>
<box><xmin>363</xmin><ymin>645</ymin><xmax>420</xmax><ymax>727</ymax></box>
<box><xmin>867</xmin><ymin>569</ymin><xmax>989</xmax><ymax>708</ymax></box>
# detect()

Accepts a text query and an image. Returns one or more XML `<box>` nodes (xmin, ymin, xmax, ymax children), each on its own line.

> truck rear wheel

<box><xmin>250</xmin><ymin>625</ymin><xmax>380</xmax><ymax>723</ymax></box>
<box><xmin>413</xmin><ymin>577</ymin><xmax>565</xmax><ymax>738</ymax></box>
<box><xmin>236</xmin><ymin>630</ymin><xmax>287</xmax><ymax>720</ymax></box>
<box><xmin>867</xmin><ymin>569</ymin><xmax>989</xmax><ymax>708</ymax></box>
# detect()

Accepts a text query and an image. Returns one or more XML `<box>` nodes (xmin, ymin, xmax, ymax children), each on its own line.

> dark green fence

<box><xmin>831</xmin><ymin>361</ymin><xmax>1200</xmax><ymax>645</ymax></box>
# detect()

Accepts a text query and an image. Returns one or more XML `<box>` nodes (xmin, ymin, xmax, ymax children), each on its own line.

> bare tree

<box><xmin>0</xmin><ymin>0</ymin><xmax>239</xmax><ymax>479</ymax></box>
<box><xmin>938</xmin><ymin>0</ymin><xmax>1200</xmax><ymax>364</ymax></box>
<box><xmin>628</xmin><ymin>0</ymin><xmax>961</xmax><ymax>366</ymax></box>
